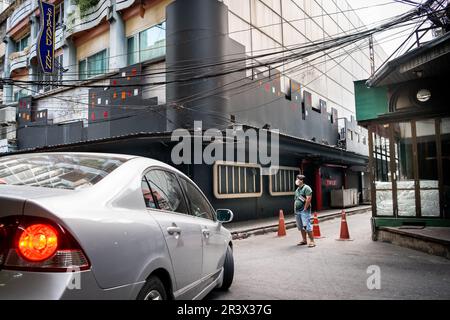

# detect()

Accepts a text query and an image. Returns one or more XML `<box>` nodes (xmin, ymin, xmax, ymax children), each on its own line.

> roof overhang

<box><xmin>1</xmin><ymin>128</ymin><xmax>368</xmax><ymax>167</ymax></box>
<box><xmin>367</xmin><ymin>32</ymin><xmax>450</xmax><ymax>87</ymax></box>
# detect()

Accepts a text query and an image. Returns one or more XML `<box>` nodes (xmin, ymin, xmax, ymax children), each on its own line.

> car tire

<box><xmin>137</xmin><ymin>276</ymin><xmax>167</xmax><ymax>300</ymax></box>
<box><xmin>219</xmin><ymin>246</ymin><xmax>234</xmax><ymax>291</ymax></box>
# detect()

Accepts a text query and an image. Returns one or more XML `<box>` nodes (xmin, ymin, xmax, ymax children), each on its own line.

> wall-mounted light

<box><xmin>416</xmin><ymin>89</ymin><xmax>431</xmax><ymax>103</ymax></box>
<box><xmin>414</xmin><ymin>70</ymin><xmax>424</xmax><ymax>78</ymax></box>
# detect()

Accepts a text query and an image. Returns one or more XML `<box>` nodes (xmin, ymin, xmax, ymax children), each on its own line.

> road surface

<box><xmin>208</xmin><ymin>212</ymin><xmax>450</xmax><ymax>300</ymax></box>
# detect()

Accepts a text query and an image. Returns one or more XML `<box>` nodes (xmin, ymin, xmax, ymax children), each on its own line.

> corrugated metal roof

<box><xmin>367</xmin><ymin>32</ymin><xmax>450</xmax><ymax>87</ymax></box>
<box><xmin>2</xmin><ymin>127</ymin><xmax>368</xmax><ymax>162</ymax></box>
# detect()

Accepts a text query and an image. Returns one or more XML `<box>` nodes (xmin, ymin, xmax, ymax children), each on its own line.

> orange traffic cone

<box><xmin>277</xmin><ymin>210</ymin><xmax>287</xmax><ymax>237</ymax></box>
<box><xmin>336</xmin><ymin>210</ymin><xmax>353</xmax><ymax>241</ymax></box>
<box><xmin>312</xmin><ymin>212</ymin><xmax>325</xmax><ymax>239</ymax></box>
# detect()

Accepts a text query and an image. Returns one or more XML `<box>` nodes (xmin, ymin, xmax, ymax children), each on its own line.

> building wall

<box><xmin>3</xmin><ymin>0</ymin><xmax>383</xmax><ymax>159</ymax></box>
<box><xmin>142</xmin><ymin>61</ymin><xmax>166</xmax><ymax>104</ymax></box>
<box><xmin>76</xmin><ymin>28</ymin><xmax>110</xmax><ymax>62</ymax></box>
<box><xmin>221</xmin><ymin>0</ymin><xmax>388</xmax><ymax>121</ymax></box>
<box><xmin>124</xmin><ymin>0</ymin><xmax>170</xmax><ymax>37</ymax></box>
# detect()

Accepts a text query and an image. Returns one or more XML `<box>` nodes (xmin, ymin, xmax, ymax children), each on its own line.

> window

<box><xmin>372</xmin><ymin>124</ymin><xmax>394</xmax><ymax>216</ymax></box>
<box><xmin>144</xmin><ymin>170</ymin><xmax>189</xmax><ymax>214</ymax></box>
<box><xmin>127</xmin><ymin>36</ymin><xmax>138</xmax><ymax>65</ymax></box>
<box><xmin>269</xmin><ymin>167</ymin><xmax>300</xmax><ymax>196</ymax></box>
<box><xmin>37</xmin><ymin>54</ymin><xmax>63</xmax><ymax>93</ymax></box>
<box><xmin>79</xmin><ymin>49</ymin><xmax>108</xmax><ymax>80</ymax></box>
<box><xmin>416</xmin><ymin>119</ymin><xmax>439</xmax><ymax>217</ymax></box>
<box><xmin>213</xmin><ymin>161</ymin><xmax>262</xmax><ymax>199</ymax></box>
<box><xmin>141</xmin><ymin>177</ymin><xmax>157</xmax><ymax>209</ymax></box>
<box><xmin>13</xmin><ymin>89</ymin><xmax>27</xmax><ymax>102</ymax></box>
<box><xmin>0</xmin><ymin>154</ymin><xmax>127</xmax><ymax>190</ymax></box>
<box><xmin>347</xmin><ymin>129</ymin><xmax>353</xmax><ymax>141</ymax></box>
<box><xmin>393</xmin><ymin>122</ymin><xmax>416</xmax><ymax>217</ymax></box>
<box><xmin>441</xmin><ymin>118</ymin><xmax>450</xmax><ymax>217</ymax></box>
<box><xmin>127</xmin><ymin>21</ymin><xmax>166</xmax><ymax>65</ymax></box>
<box><xmin>15</xmin><ymin>34</ymin><xmax>29</xmax><ymax>52</ymax></box>
<box><xmin>179</xmin><ymin>178</ymin><xmax>215</xmax><ymax>221</ymax></box>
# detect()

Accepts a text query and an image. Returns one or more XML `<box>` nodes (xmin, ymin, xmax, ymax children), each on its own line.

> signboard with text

<box><xmin>37</xmin><ymin>1</ymin><xmax>55</xmax><ymax>74</ymax></box>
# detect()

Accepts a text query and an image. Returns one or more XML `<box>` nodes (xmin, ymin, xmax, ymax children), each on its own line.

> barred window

<box><xmin>213</xmin><ymin>162</ymin><xmax>262</xmax><ymax>199</ymax></box>
<box><xmin>269</xmin><ymin>167</ymin><xmax>301</xmax><ymax>196</ymax></box>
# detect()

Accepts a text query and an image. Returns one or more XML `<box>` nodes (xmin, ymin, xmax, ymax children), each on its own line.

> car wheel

<box><xmin>137</xmin><ymin>276</ymin><xmax>167</xmax><ymax>300</ymax></box>
<box><xmin>219</xmin><ymin>246</ymin><xmax>234</xmax><ymax>290</ymax></box>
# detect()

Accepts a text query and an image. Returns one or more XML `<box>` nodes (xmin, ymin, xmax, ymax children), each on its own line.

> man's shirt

<box><xmin>294</xmin><ymin>184</ymin><xmax>313</xmax><ymax>211</ymax></box>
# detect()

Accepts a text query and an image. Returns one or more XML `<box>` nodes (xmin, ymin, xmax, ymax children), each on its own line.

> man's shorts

<box><xmin>295</xmin><ymin>209</ymin><xmax>312</xmax><ymax>232</ymax></box>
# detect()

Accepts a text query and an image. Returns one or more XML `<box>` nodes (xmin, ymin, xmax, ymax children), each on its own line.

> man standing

<box><xmin>294</xmin><ymin>175</ymin><xmax>316</xmax><ymax>247</ymax></box>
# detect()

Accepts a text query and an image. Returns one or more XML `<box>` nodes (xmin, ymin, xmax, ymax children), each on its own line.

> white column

<box><xmin>109</xmin><ymin>3</ymin><xmax>127</xmax><ymax>71</ymax></box>
<box><xmin>3</xmin><ymin>36</ymin><xmax>14</xmax><ymax>104</ymax></box>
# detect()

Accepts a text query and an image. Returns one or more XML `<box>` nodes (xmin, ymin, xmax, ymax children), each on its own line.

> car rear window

<box><xmin>0</xmin><ymin>154</ymin><xmax>128</xmax><ymax>190</ymax></box>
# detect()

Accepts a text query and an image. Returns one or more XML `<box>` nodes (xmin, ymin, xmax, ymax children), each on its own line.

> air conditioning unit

<box><xmin>0</xmin><ymin>107</ymin><xmax>16</xmax><ymax>124</ymax></box>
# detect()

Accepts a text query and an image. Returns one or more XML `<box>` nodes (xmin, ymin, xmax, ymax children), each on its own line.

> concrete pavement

<box><xmin>209</xmin><ymin>212</ymin><xmax>450</xmax><ymax>300</ymax></box>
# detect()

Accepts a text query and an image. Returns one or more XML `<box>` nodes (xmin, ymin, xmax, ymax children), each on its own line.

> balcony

<box><xmin>9</xmin><ymin>47</ymin><xmax>29</xmax><ymax>72</ymax></box>
<box><xmin>65</xmin><ymin>0</ymin><xmax>111</xmax><ymax>38</ymax></box>
<box><xmin>6</xmin><ymin>0</ymin><xmax>34</xmax><ymax>32</ymax></box>
<box><xmin>28</xmin><ymin>43</ymin><xmax>37</xmax><ymax>61</ymax></box>
<box><xmin>116</xmin><ymin>0</ymin><xmax>136</xmax><ymax>12</ymax></box>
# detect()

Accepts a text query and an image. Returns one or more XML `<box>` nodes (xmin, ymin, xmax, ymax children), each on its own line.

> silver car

<box><xmin>0</xmin><ymin>153</ymin><xmax>234</xmax><ymax>300</ymax></box>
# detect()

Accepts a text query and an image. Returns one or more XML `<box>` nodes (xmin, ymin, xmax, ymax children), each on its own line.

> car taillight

<box><xmin>18</xmin><ymin>224</ymin><xmax>58</xmax><ymax>262</ymax></box>
<box><xmin>1</xmin><ymin>216</ymin><xmax>90</xmax><ymax>272</ymax></box>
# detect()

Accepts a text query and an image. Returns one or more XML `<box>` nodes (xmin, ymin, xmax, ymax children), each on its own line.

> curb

<box><xmin>231</xmin><ymin>208</ymin><xmax>371</xmax><ymax>240</ymax></box>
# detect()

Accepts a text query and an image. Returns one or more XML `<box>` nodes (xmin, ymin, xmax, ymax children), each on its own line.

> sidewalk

<box><xmin>228</xmin><ymin>205</ymin><xmax>371</xmax><ymax>239</ymax></box>
<box><xmin>377</xmin><ymin>226</ymin><xmax>450</xmax><ymax>259</ymax></box>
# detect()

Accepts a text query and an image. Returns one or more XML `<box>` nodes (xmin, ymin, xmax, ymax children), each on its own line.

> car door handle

<box><xmin>202</xmin><ymin>229</ymin><xmax>211</xmax><ymax>238</ymax></box>
<box><xmin>167</xmin><ymin>226</ymin><xmax>182</xmax><ymax>235</ymax></box>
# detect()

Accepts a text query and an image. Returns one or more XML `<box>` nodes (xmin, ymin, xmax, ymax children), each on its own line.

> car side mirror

<box><xmin>216</xmin><ymin>209</ymin><xmax>234</xmax><ymax>224</ymax></box>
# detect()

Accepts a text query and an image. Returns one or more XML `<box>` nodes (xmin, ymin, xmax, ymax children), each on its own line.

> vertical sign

<box><xmin>37</xmin><ymin>1</ymin><xmax>55</xmax><ymax>74</ymax></box>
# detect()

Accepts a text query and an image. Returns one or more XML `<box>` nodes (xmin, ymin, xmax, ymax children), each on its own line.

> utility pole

<box><xmin>369</xmin><ymin>35</ymin><xmax>375</xmax><ymax>76</ymax></box>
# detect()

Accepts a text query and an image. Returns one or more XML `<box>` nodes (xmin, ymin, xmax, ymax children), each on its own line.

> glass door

<box><xmin>416</xmin><ymin>119</ymin><xmax>440</xmax><ymax>217</ymax></box>
<box><xmin>392</xmin><ymin>122</ymin><xmax>417</xmax><ymax>217</ymax></box>
<box><xmin>440</xmin><ymin>118</ymin><xmax>449</xmax><ymax>218</ymax></box>
<box><xmin>370</xmin><ymin>124</ymin><xmax>395</xmax><ymax>216</ymax></box>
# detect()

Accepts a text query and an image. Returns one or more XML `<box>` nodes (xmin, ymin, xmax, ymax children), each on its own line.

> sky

<box><xmin>346</xmin><ymin>0</ymin><xmax>428</xmax><ymax>58</ymax></box>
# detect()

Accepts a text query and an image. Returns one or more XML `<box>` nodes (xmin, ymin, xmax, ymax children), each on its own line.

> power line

<box><xmin>2</xmin><ymin>12</ymin><xmax>433</xmax><ymax>91</ymax></box>
<box><xmin>0</xmin><ymin>12</ymin><xmax>428</xmax><ymax>121</ymax></box>
<box><xmin>0</xmin><ymin>2</ymin><xmax>440</xmax><ymax>138</ymax></box>
<box><xmin>21</xmin><ymin>0</ymin><xmax>407</xmax><ymax>77</ymax></box>
<box><xmin>1</xmin><ymin>17</ymin><xmax>423</xmax><ymax>138</ymax></box>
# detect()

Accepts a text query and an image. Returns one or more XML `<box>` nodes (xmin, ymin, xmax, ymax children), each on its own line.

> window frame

<box><xmin>269</xmin><ymin>166</ymin><xmax>301</xmax><ymax>197</ymax></box>
<box><xmin>178</xmin><ymin>175</ymin><xmax>217</xmax><ymax>222</ymax></box>
<box><xmin>78</xmin><ymin>48</ymin><xmax>108</xmax><ymax>80</ymax></box>
<box><xmin>141</xmin><ymin>167</ymin><xmax>190</xmax><ymax>217</ymax></box>
<box><xmin>126</xmin><ymin>21</ymin><xmax>166</xmax><ymax>66</ymax></box>
<box><xmin>369</xmin><ymin>119</ymin><xmax>444</xmax><ymax>219</ymax></box>
<box><xmin>15</xmin><ymin>34</ymin><xmax>30</xmax><ymax>52</ymax></box>
<box><xmin>213</xmin><ymin>161</ymin><xmax>263</xmax><ymax>199</ymax></box>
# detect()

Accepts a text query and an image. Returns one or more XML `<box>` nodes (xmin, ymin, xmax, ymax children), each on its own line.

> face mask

<box><xmin>295</xmin><ymin>179</ymin><xmax>301</xmax><ymax>186</ymax></box>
